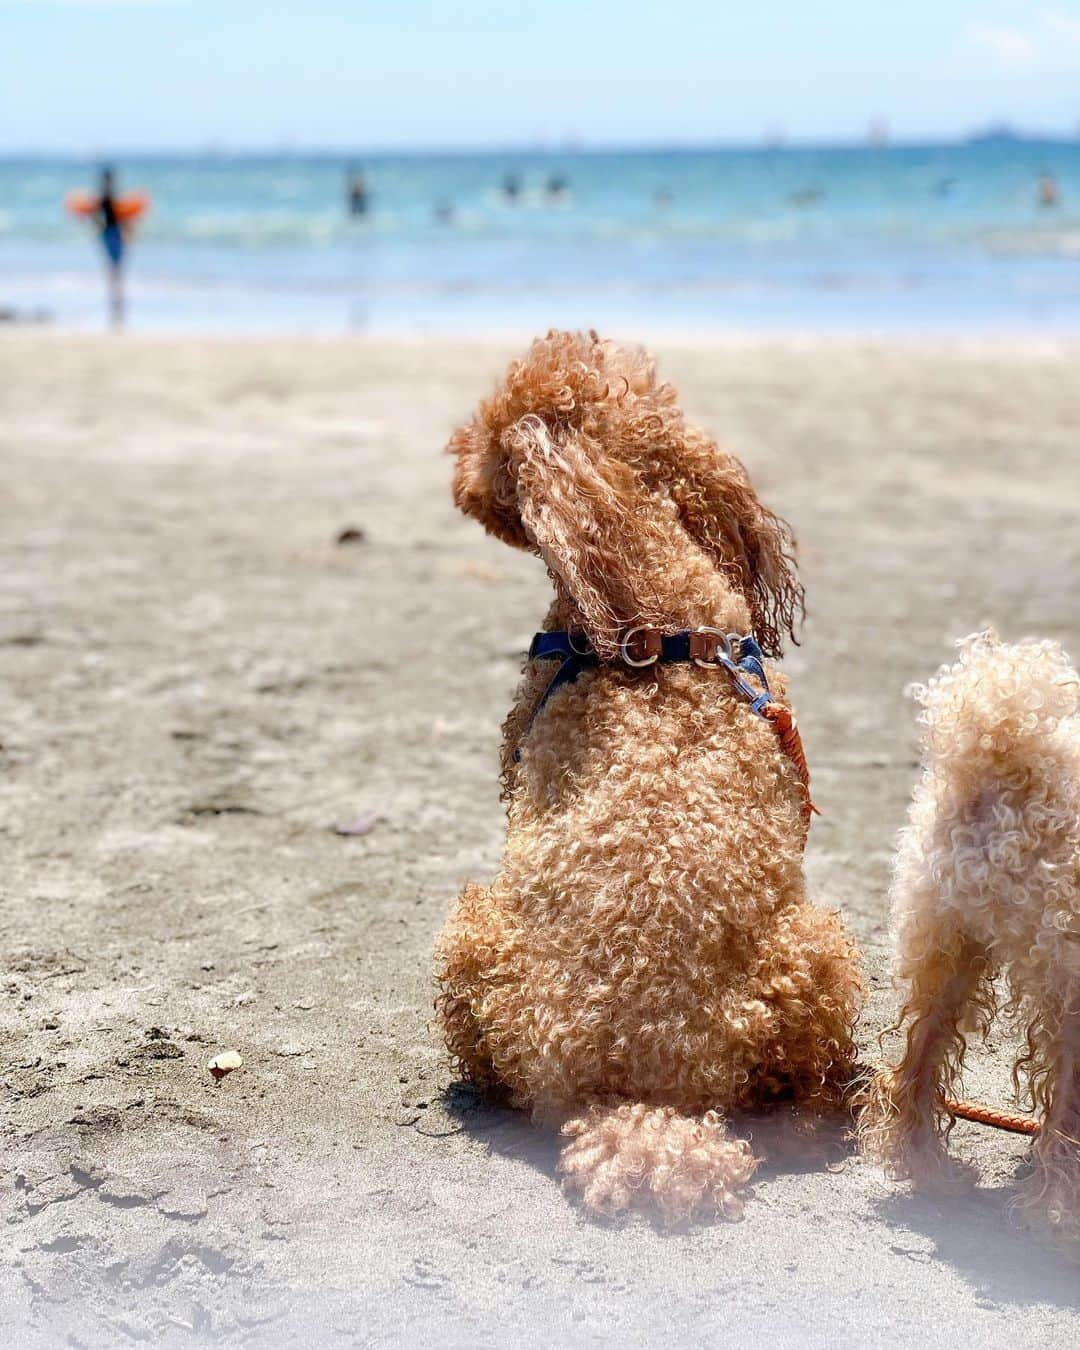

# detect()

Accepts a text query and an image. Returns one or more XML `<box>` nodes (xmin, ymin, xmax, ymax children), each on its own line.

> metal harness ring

<box><xmin>619</xmin><ymin>625</ymin><xmax>660</xmax><ymax>668</ymax></box>
<box><xmin>691</xmin><ymin>627</ymin><xmax>734</xmax><ymax>669</ymax></box>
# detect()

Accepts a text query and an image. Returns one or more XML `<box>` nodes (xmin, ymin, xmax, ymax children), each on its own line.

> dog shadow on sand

<box><xmin>444</xmin><ymin>1081</ymin><xmax>1079</xmax><ymax>1304</ymax></box>
<box><xmin>441</xmin><ymin>1082</ymin><xmax>563</xmax><ymax>1178</ymax></box>
<box><xmin>871</xmin><ymin>1177</ymin><xmax>1079</xmax><ymax>1311</ymax></box>
<box><xmin>443</xmin><ymin>1081</ymin><xmax>857</xmax><ymax>1215</ymax></box>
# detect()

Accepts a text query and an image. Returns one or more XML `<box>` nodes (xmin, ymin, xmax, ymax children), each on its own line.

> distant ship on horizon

<box><xmin>966</xmin><ymin>122</ymin><xmax>1078</xmax><ymax>146</ymax></box>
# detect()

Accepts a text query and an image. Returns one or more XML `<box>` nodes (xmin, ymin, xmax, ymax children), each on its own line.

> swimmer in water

<box><xmin>347</xmin><ymin>169</ymin><xmax>370</xmax><ymax>217</ymax></box>
<box><xmin>1037</xmin><ymin>172</ymin><xmax>1060</xmax><ymax>208</ymax></box>
<box><xmin>501</xmin><ymin>173</ymin><xmax>522</xmax><ymax>202</ymax></box>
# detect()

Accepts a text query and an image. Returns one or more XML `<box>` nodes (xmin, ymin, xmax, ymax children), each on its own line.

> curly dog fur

<box><xmin>859</xmin><ymin>631</ymin><xmax>1080</xmax><ymax>1251</ymax></box>
<box><xmin>435</xmin><ymin>331</ymin><xmax>863</xmax><ymax>1224</ymax></box>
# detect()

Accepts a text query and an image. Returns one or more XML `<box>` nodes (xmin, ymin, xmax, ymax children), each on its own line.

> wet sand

<box><xmin>2</xmin><ymin>332</ymin><xmax>1078</xmax><ymax>1347</ymax></box>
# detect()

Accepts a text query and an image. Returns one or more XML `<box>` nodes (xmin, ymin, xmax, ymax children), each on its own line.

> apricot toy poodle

<box><xmin>434</xmin><ymin>331</ymin><xmax>862</xmax><ymax>1224</ymax></box>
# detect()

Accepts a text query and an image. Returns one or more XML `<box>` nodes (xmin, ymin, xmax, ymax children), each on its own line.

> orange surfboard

<box><xmin>65</xmin><ymin>190</ymin><xmax>151</xmax><ymax>222</ymax></box>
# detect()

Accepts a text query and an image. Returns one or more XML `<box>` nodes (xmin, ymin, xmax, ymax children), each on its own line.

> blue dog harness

<box><xmin>526</xmin><ymin>627</ymin><xmax>771</xmax><ymax>726</ymax></box>
<box><xmin>515</xmin><ymin>625</ymin><xmax>816</xmax><ymax>824</ymax></box>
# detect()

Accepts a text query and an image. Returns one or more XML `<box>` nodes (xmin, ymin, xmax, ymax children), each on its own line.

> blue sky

<box><xmin>2</xmin><ymin>1</ymin><xmax>1079</xmax><ymax>151</ymax></box>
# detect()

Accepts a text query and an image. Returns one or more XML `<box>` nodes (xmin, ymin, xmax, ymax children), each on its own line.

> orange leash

<box><xmin>760</xmin><ymin>701</ymin><xmax>819</xmax><ymax>825</ymax></box>
<box><xmin>749</xmin><ymin>679</ymin><xmax>1034</xmax><ymax>1134</ymax></box>
<box><xmin>757</xmin><ymin>693</ymin><xmax>1037</xmax><ymax>1136</ymax></box>
<box><xmin>852</xmin><ymin>1064</ymin><xmax>1041</xmax><ymax>1137</ymax></box>
<box><xmin>763</xmin><ymin>713</ymin><xmax>1035</xmax><ymax>1134</ymax></box>
<box><xmin>943</xmin><ymin>1097</ymin><xmax>1040</xmax><ymax>1137</ymax></box>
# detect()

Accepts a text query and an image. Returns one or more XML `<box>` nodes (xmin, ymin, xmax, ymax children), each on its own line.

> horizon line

<box><xmin>2</xmin><ymin>128</ymin><xmax>1079</xmax><ymax>161</ymax></box>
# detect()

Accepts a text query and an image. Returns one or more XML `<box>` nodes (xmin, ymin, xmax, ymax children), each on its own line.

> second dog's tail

<box><xmin>558</xmin><ymin>1103</ymin><xmax>758</xmax><ymax>1225</ymax></box>
<box><xmin>916</xmin><ymin>630</ymin><xmax>1078</xmax><ymax>773</ymax></box>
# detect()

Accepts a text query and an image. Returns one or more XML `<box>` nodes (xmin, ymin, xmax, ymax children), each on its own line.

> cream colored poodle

<box><xmin>860</xmin><ymin>631</ymin><xmax>1080</xmax><ymax>1250</ymax></box>
<box><xmin>434</xmin><ymin>331</ymin><xmax>862</xmax><ymax>1224</ymax></box>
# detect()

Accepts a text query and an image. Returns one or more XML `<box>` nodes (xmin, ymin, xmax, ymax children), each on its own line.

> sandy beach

<box><xmin>2</xmin><ymin>331</ymin><xmax>1079</xmax><ymax>1348</ymax></box>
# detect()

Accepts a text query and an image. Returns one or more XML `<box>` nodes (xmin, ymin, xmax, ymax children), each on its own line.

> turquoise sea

<box><xmin>1</xmin><ymin>141</ymin><xmax>1078</xmax><ymax>331</ymax></box>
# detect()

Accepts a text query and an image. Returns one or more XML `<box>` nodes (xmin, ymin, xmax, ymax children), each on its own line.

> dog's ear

<box><xmin>450</xmin><ymin>329</ymin><xmax>656</xmax><ymax>554</ymax></box>
<box><xmin>667</xmin><ymin>428</ymin><xmax>804</xmax><ymax>658</ymax></box>
<box><xmin>508</xmin><ymin>414</ymin><xmax>663</xmax><ymax>658</ymax></box>
<box><xmin>449</xmin><ymin>418</ymin><xmax>530</xmax><ymax>550</ymax></box>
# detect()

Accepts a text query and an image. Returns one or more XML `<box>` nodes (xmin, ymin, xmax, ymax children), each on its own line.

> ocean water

<box><xmin>1</xmin><ymin>142</ymin><xmax>1079</xmax><ymax>333</ymax></box>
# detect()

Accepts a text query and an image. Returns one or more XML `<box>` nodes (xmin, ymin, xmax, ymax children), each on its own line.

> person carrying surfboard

<box><xmin>95</xmin><ymin>168</ymin><xmax>127</xmax><ymax>327</ymax></box>
<box><xmin>66</xmin><ymin>166</ymin><xmax>150</xmax><ymax>328</ymax></box>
